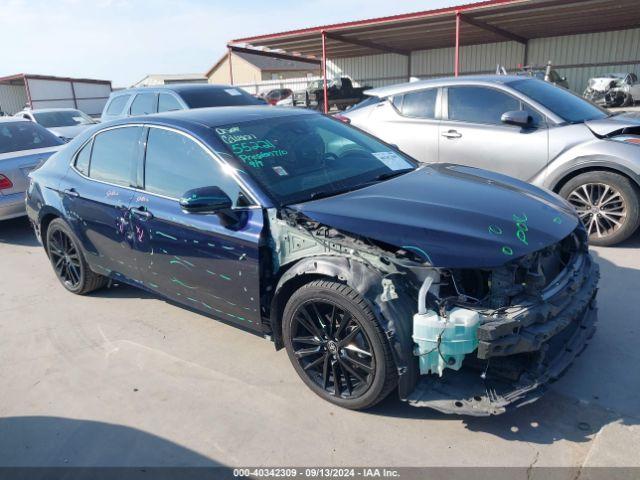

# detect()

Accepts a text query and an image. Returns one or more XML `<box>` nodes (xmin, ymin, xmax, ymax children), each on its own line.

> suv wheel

<box><xmin>46</xmin><ymin>218</ymin><xmax>108</xmax><ymax>294</ymax></box>
<box><xmin>559</xmin><ymin>171</ymin><xmax>640</xmax><ymax>246</ymax></box>
<box><xmin>282</xmin><ymin>280</ymin><xmax>397</xmax><ymax>410</ymax></box>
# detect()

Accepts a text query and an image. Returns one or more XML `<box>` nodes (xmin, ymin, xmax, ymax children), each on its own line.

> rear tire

<box><xmin>46</xmin><ymin>218</ymin><xmax>108</xmax><ymax>294</ymax></box>
<box><xmin>283</xmin><ymin>280</ymin><xmax>397</xmax><ymax>410</ymax></box>
<box><xmin>559</xmin><ymin>171</ymin><xmax>640</xmax><ymax>246</ymax></box>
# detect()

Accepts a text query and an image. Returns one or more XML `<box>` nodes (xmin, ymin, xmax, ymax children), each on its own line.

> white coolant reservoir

<box><xmin>412</xmin><ymin>307</ymin><xmax>480</xmax><ymax>376</ymax></box>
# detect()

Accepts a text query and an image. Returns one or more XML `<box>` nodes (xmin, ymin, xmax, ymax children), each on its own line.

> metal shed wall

<box><xmin>325</xmin><ymin>27</ymin><xmax>640</xmax><ymax>93</ymax></box>
<box><xmin>0</xmin><ymin>84</ymin><xmax>27</xmax><ymax>114</ymax></box>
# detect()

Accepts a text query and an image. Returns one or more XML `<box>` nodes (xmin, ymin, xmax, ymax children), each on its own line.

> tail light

<box><xmin>0</xmin><ymin>174</ymin><xmax>13</xmax><ymax>190</ymax></box>
<box><xmin>334</xmin><ymin>114</ymin><xmax>351</xmax><ymax>124</ymax></box>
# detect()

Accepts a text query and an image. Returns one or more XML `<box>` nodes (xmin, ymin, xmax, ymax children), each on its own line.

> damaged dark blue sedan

<box><xmin>26</xmin><ymin>107</ymin><xmax>598</xmax><ymax>415</ymax></box>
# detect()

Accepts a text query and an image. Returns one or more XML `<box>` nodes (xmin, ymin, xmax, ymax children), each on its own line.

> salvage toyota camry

<box><xmin>26</xmin><ymin>107</ymin><xmax>598</xmax><ymax>415</ymax></box>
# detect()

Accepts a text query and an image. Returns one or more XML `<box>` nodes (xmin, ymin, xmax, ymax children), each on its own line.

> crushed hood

<box><xmin>289</xmin><ymin>164</ymin><xmax>578</xmax><ymax>268</ymax></box>
<box><xmin>585</xmin><ymin>114</ymin><xmax>640</xmax><ymax>137</ymax></box>
<box><xmin>588</xmin><ymin>77</ymin><xmax>622</xmax><ymax>92</ymax></box>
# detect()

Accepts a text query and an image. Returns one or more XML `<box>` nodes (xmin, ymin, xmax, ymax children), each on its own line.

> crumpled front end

<box><xmin>406</xmin><ymin>226</ymin><xmax>599</xmax><ymax>416</ymax></box>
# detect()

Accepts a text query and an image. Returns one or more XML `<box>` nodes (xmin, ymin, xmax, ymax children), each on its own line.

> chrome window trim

<box><xmin>69</xmin><ymin>123</ymin><xmax>262</xmax><ymax>209</ymax></box>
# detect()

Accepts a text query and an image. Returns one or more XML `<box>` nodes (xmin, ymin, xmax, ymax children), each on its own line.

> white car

<box><xmin>15</xmin><ymin>108</ymin><xmax>98</xmax><ymax>142</ymax></box>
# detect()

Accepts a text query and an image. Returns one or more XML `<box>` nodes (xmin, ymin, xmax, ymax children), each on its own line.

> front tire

<box><xmin>283</xmin><ymin>280</ymin><xmax>397</xmax><ymax>410</ymax></box>
<box><xmin>559</xmin><ymin>171</ymin><xmax>640</xmax><ymax>246</ymax></box>
<box><xmin>46</xmin><ymin>218</ymin><xmax>108</xmax><ymax>294</ymax></box>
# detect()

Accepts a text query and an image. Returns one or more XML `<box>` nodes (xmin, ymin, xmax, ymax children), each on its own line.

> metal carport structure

<box><xmin>227</xmin><ymin>0</ymin><xmax>640</xmax><ymax>112</ymax></box>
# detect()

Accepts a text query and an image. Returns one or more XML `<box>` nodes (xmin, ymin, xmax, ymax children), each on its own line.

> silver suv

<box><xmin>343</xmin><ymin>75</ymin><xmax>640</xmax><ymax>246</ymax></box>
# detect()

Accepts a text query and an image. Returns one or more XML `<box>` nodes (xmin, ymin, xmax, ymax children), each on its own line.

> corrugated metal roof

<box><xmin>230</xmin><ymin>0</ymin><xmax>640</xmax><ymax>59</ymax></box>
<box><xmin>234</xmin><ymin>51</ymin><xmax>320</xmax><ymax>71</ymax></box>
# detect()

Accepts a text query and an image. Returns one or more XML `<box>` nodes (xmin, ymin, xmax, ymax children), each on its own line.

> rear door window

<box><xmin>106</xmin><ymin>95</ymin><xmax>130</xmax><ymax>115</ymax></box>
<box><xmin>448</xmin><ymin>86</ymin><xmax>519</xmax><ymax>125</ymax></box>
<box><xmin>130</xmin><ymin>93</ymin><xmax>157</xmax><ymax>116</ymax></box>
<box><xmin>89</xmin><ymin>127</ymin><xmax>142</xmax><ymax>186</ymax></box>
<box><xmin>158</xmin><ymin>94</ymin><xmax>183</xmax><ymax>113</ymax></box>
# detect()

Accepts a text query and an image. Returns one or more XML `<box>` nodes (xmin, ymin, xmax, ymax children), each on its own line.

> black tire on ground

<box><xmin>559</xmin><ymin>171</ymin><xmax>640</xmax><ymax>246</ymax></box>
<box><xmin>46</xmin><ymin>218</ymin><xmax>108</xmax><ymax>294</ymax></box>
<box><xmin>282</xmin><ymin>279</ymin><xmax>397</xmax><ymax>410</ymax></box>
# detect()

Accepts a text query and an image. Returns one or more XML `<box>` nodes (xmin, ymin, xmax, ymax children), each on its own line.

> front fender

<box><xmin>270</xmin><ymin>255</ymin><xmax>419</xmax><ymax>399</ymax></box>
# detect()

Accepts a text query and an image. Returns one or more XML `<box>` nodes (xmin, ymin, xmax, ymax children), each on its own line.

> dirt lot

<box><xmin>1</xmin><ymin>216</ymin><xmax>639</xmax><ymax>470</ymax></box>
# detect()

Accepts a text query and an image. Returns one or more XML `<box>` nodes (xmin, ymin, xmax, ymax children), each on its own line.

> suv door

<box><xmin>127</xmin><ymin>126</ymin><xmax>263</xmax><ymax>330</ymax></box>
<box><xmin>438</xmin><ymin>85</ymin><xmax>549</xmax><ymax>181</ymax></box>
<box><xmin>364</xmin><ymin>87</ymin><xmax>440</xmax><ymax>162</ymax></box>
<box><xmin>60</xmin><ymin>126</ymin><xmax>144</xmax><ymax>280</ymax></box>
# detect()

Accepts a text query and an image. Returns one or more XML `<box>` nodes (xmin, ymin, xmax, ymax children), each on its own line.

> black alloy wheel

<box><xmin>290</xmin><ymin>299</ymin><xmax>376</xmax><ymax>399</ymax></box>
<box><xmin>48</xmin><ymin>227</ymin><xmax>83</xmax><ymax>290</ymax></box>
<box><xmin>283</xmin><ymin>280</ymin><xmax>397</xmax><ymax>410</ymax></box>
<box><xmin>46</xmin><ymin>218</ymin><xmax>107</xmax><ymax>294</ymax></box>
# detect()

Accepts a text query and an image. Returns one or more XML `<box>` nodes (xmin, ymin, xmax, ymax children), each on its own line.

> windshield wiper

<box><xmin>374</xmin><ymin>168</ymin><xmax>414</xmax><ymax>181</ymax></box>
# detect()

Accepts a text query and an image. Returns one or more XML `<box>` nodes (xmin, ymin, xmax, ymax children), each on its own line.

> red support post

<box><xmin>228</xmin><ymin>47</ymin><xmax>234</xmax><ymax>85</ymax></box>
<box><xmin>321</xmin><ymin>30</ymin><xmax>329</xmax><ymax>114</ymax></box>
<box><xmin>454</xmin><ymin>11</ymin><xmax>460</xmax><ymax>77</ymax></box>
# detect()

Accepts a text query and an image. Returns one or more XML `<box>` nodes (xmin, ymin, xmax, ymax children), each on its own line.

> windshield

<box><xmin>178</xmin><ymin>87</ymin><xmax>263</xmax><ymax>108</ymax></box>
<box><xmin>508</xmin><ymin>79</ymin><xmax>608</xmax><ymax>123</ymax></box>
<box><xmin>33</xmin><ymin>110</ymin><xmax>95</xmax><ymax>128</ymax></box>
<box><xmin>214</xmin><ymin>114</ymin><xmax>416</xmax><ymax>205</ymax></box>
<box><xmin>0</xmin><ymin>121</ymin><xmax>63</xmax><ymax>154</ymax></box>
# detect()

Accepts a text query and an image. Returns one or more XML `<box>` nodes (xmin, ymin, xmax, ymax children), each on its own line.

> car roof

<box><xmin>111</xmin><ymin>83</ymin><xmax>239</xmax><ymax>96</ymax></box>
<box><xmin>365</xmin><ymin>74</ymin><xmax>528</xmax><ymax>97</ymax></box>
<box><xmin>107</xmin><ymin>106</ymin><xmax>316</xmax><ymax>129</ymax></box>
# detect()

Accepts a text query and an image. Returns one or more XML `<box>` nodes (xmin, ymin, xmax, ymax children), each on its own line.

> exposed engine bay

<box><xmin>268</xmin><ymin>207</ymin><xmax>598</xmax><ymax>416</ymax></box>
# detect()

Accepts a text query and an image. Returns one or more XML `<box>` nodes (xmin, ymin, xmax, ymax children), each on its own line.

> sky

<box><xmin>0</xmin><ymin>0</ymin><xmax>460</xmax><ymax>87</ymax></box>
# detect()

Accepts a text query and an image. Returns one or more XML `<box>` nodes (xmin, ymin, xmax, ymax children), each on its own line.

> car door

<box><xmin>363</xmin><ymin>87</ymin><xmax>440</xmax><ymax>163</ymax></box>
<box><xmin>438</xmin><ymin>85</ymin><xmax>549</xmax><ymax>181</ymax></box>
<box><xmin>128</xmin><ymin>125</ymin><xmax>263</xmax><ymax>330</ymax></box>
<box><xmin>60</xmin><ymin>125</ymin><xmax>144</xmax><ymax>281</ymax></box>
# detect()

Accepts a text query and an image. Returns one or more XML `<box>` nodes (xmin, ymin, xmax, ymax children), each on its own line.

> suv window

<box><xmin>144</xmin><ymin>127</ymin><xmax>245</xmax><ymax>203</ymax></box>
<box><xmin>74</xmin><ymin>140</ymin><xmax>92</xmax><ymax>175</ymax></box>
<box><xmin>106</xmin><ymin>95</ymin><xmax>130</xmax><ymax>115</ymax></box>
<box><xmin>89</xmin><ymin>127</ymin><xmax>142</xmax><ymax>186</ymax></box>
<box><xmin>448</xmin><ymin>86</ymin><xmax>519</xmax><ymax>125</ymax></box>
<box><xmin>398</xmin><ymin>89</ymin><xmax>437</xmax><ymax>118</ymax></box>
<box><xmin>130</xmin><ymin>93</ymin><xmax>157</xmax><ymax>115</ymax></box>
<box><xmin>158</xmin><ymin>94</ymin><xmax>183</xmax><ymax>113</ymax></box>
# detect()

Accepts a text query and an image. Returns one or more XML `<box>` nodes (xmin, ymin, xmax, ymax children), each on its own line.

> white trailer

<box><xmin>0</xmin><ymin>74</ymin><xmax>112</xmax><ymax>117</ymax></box>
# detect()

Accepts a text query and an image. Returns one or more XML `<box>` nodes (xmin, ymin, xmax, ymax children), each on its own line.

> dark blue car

<box><xmin>26</xmin><ymin>107</ymin><xmax>598</xmax><ymax>415</ymax></box>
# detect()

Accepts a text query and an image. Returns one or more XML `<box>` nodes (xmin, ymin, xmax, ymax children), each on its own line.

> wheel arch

<box><xmin>38</xmin><ymin>207</ymin><xmax>63</xmax><ymax>253</ymax></box>
<box><xmin>269</xmin><ymin>255</ymin><xmax>418</xmax><ymax>398</ymax></box>
<box><xmin>550</xmin><ymin>161</ymin><xmax>640</xmax><ymax>194</ymax></box>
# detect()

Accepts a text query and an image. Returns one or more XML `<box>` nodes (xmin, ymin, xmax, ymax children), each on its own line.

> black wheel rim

<box><xmin>291</xmin><ymin>300</ymin><xmax>375</xmax><ymax>399</ymax></box>
<box><xmin>49</xmin><ymin>229</ymin><xmax>82</xmax><ymax>289</ymax></box>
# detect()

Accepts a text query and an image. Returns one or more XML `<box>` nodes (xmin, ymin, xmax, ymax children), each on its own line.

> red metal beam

<box><xmin>321</xmin><ymin>30</ymin><xmax>329</xmax><ymax>114</ymax></box>
<box><xmin>228</xmin><ymin>47</ymin><xmax>234</xmax><ymax>84</ymax></box>
<box><xmin>454</xmin><ymin>11</ymin><xmax>460</xmax><ymax>77</ymax></box>
<box><xmin>232</xmin><ymin>0</ymin><xmax>521</xmax><ymax>44</ymax></box>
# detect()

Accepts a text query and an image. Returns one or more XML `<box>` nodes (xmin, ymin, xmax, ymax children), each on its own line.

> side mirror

<box><xmin>501</xmin><ymin>110</ymin><xmax>531</xmax><ymax>128</ymax></box>
<box><xmin>179</xmin><ymin>186</ymin><xmax>232</xmax><ymax>214</ymax></box>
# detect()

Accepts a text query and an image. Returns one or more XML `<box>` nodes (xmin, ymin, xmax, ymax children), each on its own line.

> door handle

<box><xmin>130</xmin><ymin>207</ymin><xmax>153</xmax><ymax>220</ymax></box>
<box><xmin>63</xmin><ymin>188</ymin><xmax>79</xmax><ymax>198</ymax></box>
<box><xmin>441</xmin><ymin>130</ymin><xmax>462</xmax><ymax>139</ymax></box>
